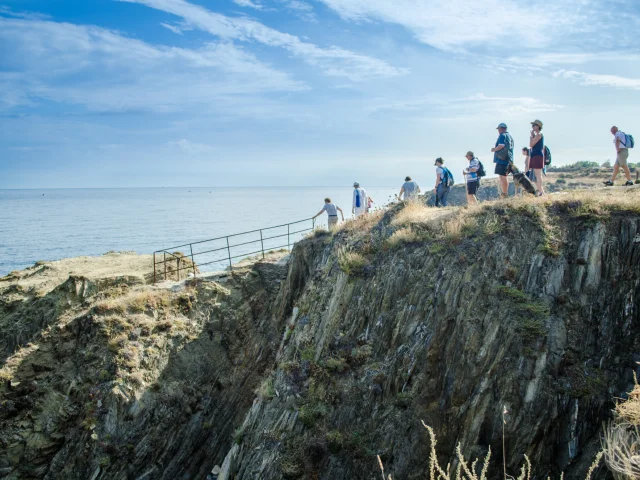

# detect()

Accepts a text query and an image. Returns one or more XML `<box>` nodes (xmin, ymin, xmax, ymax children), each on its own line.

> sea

<box><xmin>0</xmin><ymin>187</ymin><xmax>398</xmax><ymax>276</ymax></box>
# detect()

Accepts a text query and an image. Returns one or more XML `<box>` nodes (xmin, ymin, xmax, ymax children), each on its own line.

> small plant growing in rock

<box><xmin>337</xmin><ymin>247</ymin><xmax>367</xmax><ymax>276</ymax></box>
<box><xmin>324</xmin><ymin>357</ymin><xmax>348</xmax><ymax>373</ymax></box>
<box><xmin>256</xmin><ymin>377</ymin><xmax>276</xmax><ymax>401</ymax></box>
<box><xmin>326</xmin><ymin>430</ymin><xmax>343</xmax><ymax>454</ymax></box>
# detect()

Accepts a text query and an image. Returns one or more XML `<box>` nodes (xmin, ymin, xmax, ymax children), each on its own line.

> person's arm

<box><xmin>337</xmin><ymin>206</ymin><xmax>344</xmax><ymax>221</ymax></box>
<box><xmin>434</xmin><ymin>172</ymin><xmax>442</xmax><ymax>192</ymax></box>
<box><xmin>312</xmin><ymin>208</ymin><xmax>325</xmax><ymax>219</ymax></box>
<box><xmin>468</xmin><ymin>165</ymin><xmax>478</xmax><ymax>172</ymax></box>
<box><xmin>352</xmin><ymin>190</ymin><xmax>356</xmax><ymax>214</ymax></box>
<box><xmin>416</xmin><ymin>184</ymin><xmax>421</xmax><ymax>194</ymax></box>
<box><xmin>616</xmin><ymin>135</ymin><xmax>621</xmax><ymax>152</ymax></box>
<box><xmin>529</xmin><ymin>133</ymin><xmax>541</xmax><ymax>148</ymax></box>
<box><xmin>491</xmin><ymin>144</ymin><xmax>505</xmax><ymax>152</ymax></box>
<box><xmin>492</xmin><ymin>135</ymin><xmax>506</xmax><ymax>153</ymax></box>
<box><xmin>398</xmin><ymin>187</ymin><xmax>404</xmax><ymax>200</ymax></box>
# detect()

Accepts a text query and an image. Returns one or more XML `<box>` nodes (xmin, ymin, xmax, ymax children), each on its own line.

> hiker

<box><xmin>463</xmin><ymin>151</ymin><xmax>480</xmax><ymax>205</ymax></box>
<box><xmin>529</xmin><ymin>120</ymin><xmax>545</xmax><ymax>196</ymax></box>
<box><xmin>399</xmin><ymin>176</ymin><xmax>421</xmax><ymax>201</ymax></box>
<box><xmin>352</xmin><ymin>182</ymin><xmax>372</xmax><ymax>217</ymax></box>
<box><xmin>604</xmin><ymin>126</ymin><xmax>634</xmax><ymax>186</ymax></box>
<box><xmin>312</xmin><ymin>198</ymin><xmax>344</xmax><ymax>229</ymax></box>
<box><xmin>490</xmin><ymin>122</ymin><xmax>514</xmax><ymax>198</ymax></box>
<box><xmin>433</xmin><ymin>158</ymin><xmax>452</xmax><ymax>207</ymax></box>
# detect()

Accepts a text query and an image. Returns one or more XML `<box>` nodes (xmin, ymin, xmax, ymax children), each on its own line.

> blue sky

<box><xmin>1</xmin><ymin>0</ymin><xmax>640</xmax><ymax>188</ymax></box>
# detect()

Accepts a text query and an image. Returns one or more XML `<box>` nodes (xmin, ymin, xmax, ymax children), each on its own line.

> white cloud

<box><xmin>0</xmin><ymin>5</ymin><xmax>50</xmax><ymax>20</ymax></box>
<box><xmin>372</xmin><ymin>93</ymin><xmax>564</xmax><ymax>116</ymax></box>
<box><xmin>233</xmin><ymin>0</ymin><xmax>265</xmax><ymax>11</ymax></box>
<box><xmin>0</xmin><ymin>17</ymin><xmax>308</xmax><ymax>113</ymax></box>
<box><xmin>167</xmin><ymin>139</ymin><xmax>216</xmax><ymax>154</ymax></box>
<box><xmin>554</xmin><ymin>70</ymin><xmax>640</xmax><ymax>90</ymax></box>
<box><xmin>160</xmin><ymin>22</ymin><xmax>183</xmax><ymax>34</ymax></box>
<box><xmin>119</xmin><ymin>0</ymin><xmax>407</xmax><ymax>80</ymax></box>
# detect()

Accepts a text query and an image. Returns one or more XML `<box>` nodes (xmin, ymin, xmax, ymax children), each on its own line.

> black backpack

<box><xmin>476</xmin><ymin>160</ymin><xmax>487</xmax><ymax>178</ymax></box>
<box><xmin>544</xmin><ymin>146</ymin><xmax>552</xmax><ymax>166</ymax></box>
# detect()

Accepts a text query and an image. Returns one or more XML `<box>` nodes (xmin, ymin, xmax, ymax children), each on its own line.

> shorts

<box><xmin>529</xmin><ymin>155</ymin><xmax>544</xmax><ymax>169</ymax></box>
<box><xmin>328</xmin><ymin>216</ymin><xmax>338</xmax><ymax>228</ymax></box>
<box><xmin>494</xmin><ymin>162</ymin><xmax>510</xmax><ymax>176</ymax></box>
<box><xmin>616</xmin><ymin>149</ymin><xmax>629</xmax><ymax>166</ymax></box>
<box><xmin>466</xmin><ymin>181</ymin><xmax>479</xmax><ymax>195</ymax></box>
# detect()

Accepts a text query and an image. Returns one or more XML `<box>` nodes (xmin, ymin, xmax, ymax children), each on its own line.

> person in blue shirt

<box><xmin>490</xmin><ymin>122</ymin><xmax>514</xmax><ymax>198</ymax></box>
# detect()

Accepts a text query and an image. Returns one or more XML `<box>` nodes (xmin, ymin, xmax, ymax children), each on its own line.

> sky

<box><xmin>1</xmin><ymin>0</ymin><xmax>640</xmax><ymax>188</ymax></box>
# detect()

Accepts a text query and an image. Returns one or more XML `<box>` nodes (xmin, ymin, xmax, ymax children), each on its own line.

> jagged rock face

<box><xmin>0</xmin><ymin>258</ymin><xmax>296</xmax><ymax>480</ymax></box>
<box><xmin>1</xmin><ymin>199</ymin><xmax>639</xmax><ymax>480</ymax></box>
<box><xmin>222</xmin><ymin>205</ymin><xmax>640</xmax><ymax>480</ymax></box>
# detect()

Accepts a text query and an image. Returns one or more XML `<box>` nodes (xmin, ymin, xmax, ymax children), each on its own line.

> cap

<box><xmin>497</xmin><ymin>122</ymin><xmax>507</xmax><ymax>129</ymax></box>
<box><xmin>353</xmin><ymin>181</ymin><xmax>360</xmax><ymax>187</ymax></box>
<box><xmin>531</xmin><ymin>119</ymin><xmax>543</xmax><ymax>128</ymax></box>
<box><xmin>465</xmin><ymin>151</ymin><xmax>474</xmax><ymax>157</ymax></box>
<box><xmin>434</xmin><ymin>157</ymin><xmax>444</xmax><ymax>165</ymax></box>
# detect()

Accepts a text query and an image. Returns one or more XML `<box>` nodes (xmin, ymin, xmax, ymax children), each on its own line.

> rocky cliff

<box><xmin>1</xmin><ymin>187</ymin><xmax>639</xmax><ymax>480</ymax></box>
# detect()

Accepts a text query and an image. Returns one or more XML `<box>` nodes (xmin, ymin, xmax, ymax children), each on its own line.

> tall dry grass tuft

<box><xmin>336</xmin><ymin>247</ymin><xmax>367</xmax><ymax>276</ymax></box>
<box><xmin>338</xmin><ymin>210</ymin><xmax>385</xmax><ymax>234</ymax></box>
<box><xmin>386</xmin><ymin>227</ymin><xmax>422</xmax><ymax>248</ymax></box>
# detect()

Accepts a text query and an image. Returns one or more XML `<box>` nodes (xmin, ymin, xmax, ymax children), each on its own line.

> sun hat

<box><xmin>434</xmin><ymin>157</ymin><xmax>444</xmax><ymax>165</ymax></box>
<box><xmin>466</xmin><ymin>151</ymin><xmax>474</xmax><ymax>157</ymax></box>
<box><xmin>531</xmin><ymin>119</ymin><xmax>543</xmax><ymax>128</ymax></box>
<box><xmin>496</xmin><ymin>122</ymin><xmax>507</xmax><ymax>129</ymax></box>
<box><xmin>353</xmin><ymin>181</ymin><xmax>360</xmax><ymax>187</ymax></box>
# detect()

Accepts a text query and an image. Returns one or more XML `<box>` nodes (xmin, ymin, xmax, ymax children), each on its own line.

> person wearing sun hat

<box><xmin>490</xmin><ymin>122</ymin><xmax>514</xmax><ymax>197</ymax></box>
<box><xmin>529</xmin><ymin>119</ymin><xmax>545</xmax><ymax>196</ymax></box>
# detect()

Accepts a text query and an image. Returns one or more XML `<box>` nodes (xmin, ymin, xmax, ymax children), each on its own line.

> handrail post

<box><xmin>312</xmin><ymin>217</ymin><xmax>315</xmax><ymax>230</ymax></box>
<box><xmin>226</xmin><ymin>237</ymin><xmax>232</xmax><ymax>271</ymax></box>
<box><xmin>163</xmin><ymin>252</ymin><xmax>167</xmax><ymax>281</ymax></box>
<box><xmin>287</xmin><ymin>224</ymin><xmax>290</xmax><ymax>251</ymax></box>
<box><xmin>190</xmin><ymin>244</ymin><xmax>197</xmax><ymax>279</ymax></box>
<box><xmin>177</xmin><ymin>257</ymin><xmax>180</xmax><ymax>281</ymax></box>
<box><xmin>259</xmin><ymin>229</ymin><xmax>265</xmax><ymax>259</ymax></box>
<box><xmin>153</xmin><ymin>252</ymin><xmax>156</xmax><ymax>284</ymax></box>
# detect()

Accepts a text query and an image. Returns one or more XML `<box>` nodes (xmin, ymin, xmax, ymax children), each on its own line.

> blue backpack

<box><xmin>441</xmin><ymin>167</ymin><xmax>455</xmax><ymax>187</ymax></box>
<box><xmin>621</xmin><ymin>132</ymin><xmax>635</xmax><ymax>149</ymax></box>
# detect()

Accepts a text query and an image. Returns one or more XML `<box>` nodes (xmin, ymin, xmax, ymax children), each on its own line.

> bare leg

<box><xmin>499</xmin><ymin>175</ymin><xmax>509</xmax><ymax>196</ymax></box>
<box><xmin>621</xmin><ymin>164</ymin><xmax>632</xmax><ymax>181</ymax></box>
<box><xmin>534</xmin><ymin>168</ymin><xmax>544</xmax><ymax>195</ymax></box>
<box><xmin>466</xmin><ymin>194</ymin><xmax>477</xmax><ymax>205</ymax></box>
<box><xmin>611</xmin><ymin>163</ymin><xmax>620</xmax><ymax>182</ymax></box>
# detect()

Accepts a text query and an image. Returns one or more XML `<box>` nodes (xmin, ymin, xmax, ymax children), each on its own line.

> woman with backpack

<box><xmin>433</xmin><ymin>158</ymin><xmax>452</xmax><ymax>207</ymax></box>
<box><xmin>529</xmin><ymin>120</ymin><xmax>545</xmax><ymax>196</ymax></box>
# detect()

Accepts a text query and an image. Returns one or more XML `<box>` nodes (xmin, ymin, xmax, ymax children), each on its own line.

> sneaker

<box><xmin>624</xmin><ymin>180</ymin><xmax>634</xmax><ymax>186</ymax></box>
<box><xmin>603</xmin><ymin>180</ymin><xmax>614</xmax><ymax>186</ymax></box>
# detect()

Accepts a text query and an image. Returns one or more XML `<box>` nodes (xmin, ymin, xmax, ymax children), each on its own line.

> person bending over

<box><xmin>313</xmin><ymin>198</ymin><xmax>344</xmax><ymax>229</ymax></box>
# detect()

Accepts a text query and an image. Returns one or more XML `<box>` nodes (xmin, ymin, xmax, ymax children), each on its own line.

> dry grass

<box><xmin>617</xmin><ymin>379</ymin><xmax>640</xmax><ymax>425</ymax></box>
<box><xmin>338</xmin><ymin>210</ymin><xmax>385</xmax><ymax>235</ymax></box>
<box><xmin>386</xmin><ymin>228</ymin><xmax>422</xmax><ymax>249</ymax></box>
<box><xmin>376</xmin><ymin>421</ymin><xmax>603</xmax><ymax>480</ymax></box>
<box><xmin>391</xmin><ymin>202</ymin><xmax>452</xmax><ymax>227</ymax></box>
<box><xmin>337</xmin><ymin>247</ymin><xmax>367</xmax><ymax>276</ymax></box>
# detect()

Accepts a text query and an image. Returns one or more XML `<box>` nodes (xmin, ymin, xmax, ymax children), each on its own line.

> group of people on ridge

<box><xmin>312</xmin><ymin>122</ymin><xmax>634</xmax><ymax>227</ymax></box>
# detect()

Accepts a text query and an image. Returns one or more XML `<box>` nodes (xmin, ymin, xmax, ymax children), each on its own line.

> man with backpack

<box><xmin>604</xmin><ymin>126</ymin><xmax>634</xmax><ymax>186</ymax></box>
<box><xmin>433</xmin><ymin>157</ymin><xmax>453</xmax><ymax>207</ymax></box>
<box><xmin>463</xmin><ymin>151</ymin><xmax>481</xmax><ymax>205</ymax></box>
<box><xmin>490</xmin><ymin>122</ymin><xmax>514</xmax><ymax>198</ymax></box>
<box><xmin>352</xmin><ymin>182</ymin><xmax>370</xmax><ymax>217</ymax></box>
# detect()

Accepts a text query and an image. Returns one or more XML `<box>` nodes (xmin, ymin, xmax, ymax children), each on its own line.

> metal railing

<box><xmin>152</xmin><ymin>217</ymin><xmax>316</xmax><ymax>283</ymax></box>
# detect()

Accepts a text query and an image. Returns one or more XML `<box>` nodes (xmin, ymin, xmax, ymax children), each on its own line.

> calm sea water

<box><xmin>0</xmin><ymin>187</ymin><xmax>397</xmax><ymax>275</ymax></box>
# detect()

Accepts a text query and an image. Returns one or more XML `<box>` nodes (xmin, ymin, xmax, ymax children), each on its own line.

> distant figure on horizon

<box><xmin>399</xmin><ymin>176</ymin><xmax>421</xmax><ymax>201</ymax></box>
<box><xmin>604</xmin><ymin>126</ymin><xmax>634</xmax><ymax>187</ymax></box>
<box><xmin>352</xmin><ymin>182</ymin><xmax>371</xmax><ymax>217</ymax></box>
<box><xmin>529</xmin><ymin>119</ymin><xmax>545</xmax><ymax>196</ymax></box>
<box><xmin>312</xmin><ymin>198</ymin><xmax>344</xmax><ymax>229</ymax></box>
<box><xmin>463</xmin><ymin>151</ymin><xmax>479</xmax><ymax>205</ymax></box>
<box><xmin>433</xmin><ymin>158</ymin><xmax>452</xmax><ymax>207</ymax></box>
<box><xmin>491</xmin><ymin>122</ymin><xmax>514</xmax><ymax>198</ymax></box>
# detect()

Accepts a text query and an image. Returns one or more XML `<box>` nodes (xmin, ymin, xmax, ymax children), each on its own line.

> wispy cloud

<box><xmin>0</xmin><ymin>17</ymin><xmax>308</xmax><ymax>113</ymax></box>
<box><xmin>554</xmin><ymin>70</ymin><xmax>640</xmax><ymax>90</ymax></box>
<box><xmin>372</xmin><ymin>93</ymin><xmax>564</xmax><ymax>116</ymax></box>
<box><xmin>119</xmin><ymin>0</ymin><xmax>407</xmax><ymax>80</ymax></box>
<box><xmin>0</xmin><ymin>5</ymin><xmax>50</xmax><ymax>20</ymax></box>
<box><xmin>232</xmin><ymin>0</ymin><xmax>266</xmax><ymax>11</ymax></box>
<box><xmin>160</xmin><ymin>22</ymin><xmax>183</xmax><ymax>34</ymax></box>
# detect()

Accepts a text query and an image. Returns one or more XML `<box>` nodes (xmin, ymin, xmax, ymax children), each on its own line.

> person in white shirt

<box><xmin>312</xmin><ymin>198</ymin><xmax>344</xmax><ymax>229</ymax></box>
<box><xmin>463</xmin><ymin>151</ymin><xmax>480</xmax><ymax>205</ymax></box>
<box><xmin>352</xmin><ymin>182</ymin><xmax>372</xmax><ymax>217</ymax></box>
<box><xmin>398</xmin><ymin>176</ymin><xmax>421</xmax><ymax>201</ymax></box>
<box><xmin>604</xmin><ymin>126</ymin><xmax>633</xmax><ymax>186</ymax></box>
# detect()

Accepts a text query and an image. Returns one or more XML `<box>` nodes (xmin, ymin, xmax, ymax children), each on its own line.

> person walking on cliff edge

<box><xmin>463</xmin><ymin>151</ymin><xmax>480</xmax><ymax>205</ymax></box>
<box><xmin>433</xmin><ymin>158</ymin><xmax>452</xmax><ymax>207</ymax></box>
<box><xmin>399</xmin><ymin>176</ymin><xmax>421</xmax><ymax>201</ymax></box>
<box><xmin>529</xmin><ymin>119</ymin><xmax>545</xmax><ymax>196</ymax></box>
<box><xmin>312</xmin><ymin>198</ymin><xmax>344</xmax><ymax>229</ymax></box>
<box><xmin>491</xmin><ymin>122</ymin><xmax>514</xmax><ymax>198</ymax></box>
<box><xmin>604</xmin><ymin>126</ymin><xmax>634</xmax><ymax>187</ymax></box>
<box><xmin>352</xmin><ymin>182</ymin><xmax>371</xmax><ymax>217</ymax></box>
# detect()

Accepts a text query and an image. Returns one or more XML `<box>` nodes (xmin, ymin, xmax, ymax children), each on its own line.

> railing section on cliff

<box><xmin>153</xmin><ymin>217</ymin><xmax>316</xmax><ymax>283</ymax></box>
